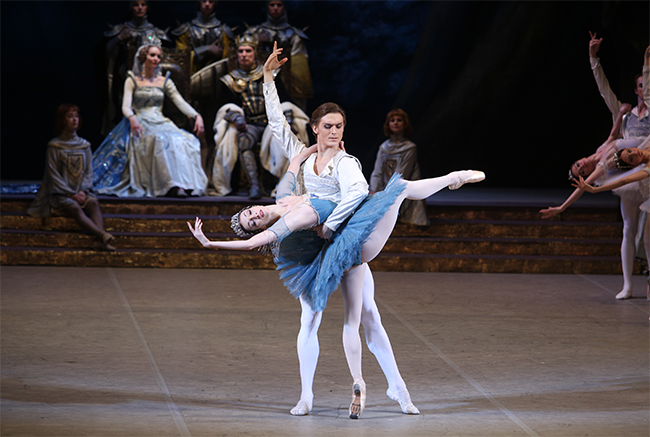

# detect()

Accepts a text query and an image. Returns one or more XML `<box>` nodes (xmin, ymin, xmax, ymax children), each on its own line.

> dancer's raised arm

<box><xmin>263</xmin><ymin>42</ymin><xmax>305</xmax><ymax>159</ymax></box>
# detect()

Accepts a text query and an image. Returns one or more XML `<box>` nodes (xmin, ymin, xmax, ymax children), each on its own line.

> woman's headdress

<box><xmin>613</xmin><ymin>149</ymin><xmax>634</xmax><ymax>170</ymax></box>
<box><xmin>132</xmin><ymin>34</ymin><xmax>163</xmax><ymax>77</ymax></box>
<box><xmin>230</xmin><ymin>205</ymin><xmax>263</xmax><ymax>237</ymax></box>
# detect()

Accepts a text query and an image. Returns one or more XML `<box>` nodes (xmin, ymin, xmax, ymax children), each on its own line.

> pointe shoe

<box><xmin>349</xmin><ymin>379</ymin><xmax>366</xmax><ymax>419</ymax></box>
<box><xmin>448</xmin><ymin>170</ymin><xmax>485</xmax><ymax>190</ymax></box>
<box><xmin>616</xmin><ymin>289</ymin><xmax>632</xmax><ymax>300</ymax></box>
<box><xmin>386</xmin><ymin>388</ymin><xmax>420</xmax><ymax>415</ymax></box>
<box><xmin>290</xmin><ymin>399</ymin><xmax>312</xmax><ymax>416</ymax></box>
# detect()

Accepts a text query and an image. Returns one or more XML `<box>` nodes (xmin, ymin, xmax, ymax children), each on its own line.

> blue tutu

<box><xmin>275</xmin><ymin>173</ymin><xmax>407</xmax><ymax>312</ymax></box>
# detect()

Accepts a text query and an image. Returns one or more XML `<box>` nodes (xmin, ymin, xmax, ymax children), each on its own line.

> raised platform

<box><xmin>0</xmin><ymin>186</ymin><xmax>634</xmax><ymax>274</ymax></box>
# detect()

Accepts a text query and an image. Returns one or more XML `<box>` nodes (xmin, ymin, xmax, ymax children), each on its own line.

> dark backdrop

<box><xmin>1</xmin><ymin>0</ymin><xmax>648</xmax><ymax>189</ymax></box>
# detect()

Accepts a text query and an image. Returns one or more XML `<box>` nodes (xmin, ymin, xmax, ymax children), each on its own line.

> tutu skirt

<box><xmin>275</xmin><ymin>173</ymin><xmax>407</xmax><ymax>311</ymax></box>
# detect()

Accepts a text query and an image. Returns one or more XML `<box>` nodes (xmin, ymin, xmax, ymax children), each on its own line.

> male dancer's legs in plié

<box><xmin>291</xmin><ymin>262</ymin><xmax>418</xmax><ymax>416</ymax></box>
<box><xmin>360</xmin><ymin>265</ymin><xmax>419</xmax><ymax>414</ymax></box>
<box><xmin>291</xmin><ymin>297</ymin><xmax>322</xmax><ymax>416</ymax></box>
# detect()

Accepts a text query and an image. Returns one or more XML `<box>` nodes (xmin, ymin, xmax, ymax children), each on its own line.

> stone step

<box><xmin>0</xmin><ymin>245</ymin><xmax>623</xmax><ymax>274</ymax></box>
<box><xmin>0</xmin><ymin>192</ymin><xmax>626</xmax><ymax>274</ymax></box>
<box><xmin>0</xmin><ymin>196</ymin><xmax>620</xmax><ymax>222</ymax></box>
<box><xmin>0</xmin><ymin>229</ymin><xmax>621</xmax><ymax>256</ymax></box>
<box><xmin>0</xmin><ymin>213</ymin><xmax>623</xmax><ymax>240</ymax></box>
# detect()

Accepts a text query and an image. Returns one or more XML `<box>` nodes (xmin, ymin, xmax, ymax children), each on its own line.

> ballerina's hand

<box><xmin>293</xmin><ymin>145</ymin><xmax>318</xmax><ymax>165</ymax></box>
<box><xmin>539</xmin><ymin>206</ymin><xmax>562</xmax><ymax>219</ymax></box>
<box><xmin>187</xmin><ymin>217</ymin><xmax>210</xmax><ymax>247</ymax></box>
<box><xmin>572</xmin><ymin>175</ymin><xmax>595</xmax><ymax>193</ymax></box>
<box><xmin>264</xmin><ymin>41</ymin><xmax>288</xmax><ymax>73</ymax></box>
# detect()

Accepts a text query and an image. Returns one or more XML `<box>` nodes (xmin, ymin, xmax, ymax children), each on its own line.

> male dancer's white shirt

<box><xmin>264</xmin><ymin>81</ymin><xmax>368</xmax><ymax>233</ymax></box>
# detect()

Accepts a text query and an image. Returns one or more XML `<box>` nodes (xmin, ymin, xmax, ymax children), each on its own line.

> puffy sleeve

<box><xmin>122</xmin><ymin>74</ymin><xmax>136</xmax><ymax>118</ymax></box>
<box><xmin>46</xmin><ymin>147</ymin><xmax>75</xmax><ymax>196</ymax></box>
<box><xmin>80</xmin><ymin>145</ymin><xmax>94</xmax><ymax>192</ymax></box>
<box><xmin>642</xmin><ymin>65</ymin><xmax>650</xmax><ymax>108</ymax></box>
<box><xmin>369</xmin><ymin>147</ymin><xmax>386</xmax><ymax>192</ymax></box>
<box><xmin>264</xmin><ymin>81</ymin><xmax>306</xmax><ymax>159</ymax></box>
<box><xmin>276</xmin><ymin>171</ymin><xmax>297</xmax><ymax>199</ymax></box>
<box><xmin>163</xmin><ymin>76</ymin><xmax>200</xmax><ymax>118</ymax></box>
<box><xmin>590</xmin><ymin>57</ymin><xmax>623</xmax><ymax>120</ymax></box>
<box><xmin>325</xmin><ymin>155</ymin><xmax>369</xmax><ymax>232</ymax></box>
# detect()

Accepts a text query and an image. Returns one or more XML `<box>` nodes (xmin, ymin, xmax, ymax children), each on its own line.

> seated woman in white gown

<box><xmin>93</xmin><ymin>43</ymin><xmax>208</xmax><ymax>198</ymax></box>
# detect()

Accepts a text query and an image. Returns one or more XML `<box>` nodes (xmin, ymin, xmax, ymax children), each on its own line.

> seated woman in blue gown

<box><xmin>93</xmin><ymin>42</ymin><xmax>208</xmax><ymax>198</ymax></box>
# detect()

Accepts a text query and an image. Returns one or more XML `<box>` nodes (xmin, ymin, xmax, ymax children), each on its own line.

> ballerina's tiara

<box><xmin>231</xmin><ymin>206</ymin><xmax>262</xmax><ymax>237</ymax></box>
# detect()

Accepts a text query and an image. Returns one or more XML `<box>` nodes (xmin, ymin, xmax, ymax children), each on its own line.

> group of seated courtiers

<box><xmin>28</xmin><ymin>0</ymin><xmax>430</xmax><ymax>251</ymax></box>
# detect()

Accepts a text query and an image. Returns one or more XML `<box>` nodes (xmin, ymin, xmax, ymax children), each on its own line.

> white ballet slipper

<box><xmin>616</xmin><ymin>289</ymin><xmax>633</xmax><ymax>300</ymax></box>
<box><xmin>386</xmin><ymin>388</ymin><xmax>420</xmax><ymax>415</ymax></box>
<box><xmin>290</xmin><ymin>399</ymin><xmax>312</xmax><ymax>416</ymax></box>
<box><xmin>448</xmin><ymin>170</ymin><xmax>485</xmax><ymax>190</ymax></box>
<box><xmin>349</xmin><ymin>379</ymin><xmax>366</xmax><ymax>419</ymax></box>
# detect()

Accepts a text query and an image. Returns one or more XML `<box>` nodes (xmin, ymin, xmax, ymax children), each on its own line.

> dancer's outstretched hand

<box><xmin>588</xmin><ymin>31</ymin><xmax>602</xmax><ymax>58</ymax></box>
<box><xmin>571</xmin><ymin>175</ymin><xmax>596</xmax><ymax>193</ymax></box>
<box><xmin>188</xmin><ymin>217</ymin><xmax>210</xmax><ymax>247</ymax></box>
<box><xmin>539</xmin><ymin>206</ymin><xmax>562</xmax><ymax>219</ymax></box>
<box><xmin>264</xmin><ymin>41</ymin><xmax>288</xmax><ymax>74</ymax></box>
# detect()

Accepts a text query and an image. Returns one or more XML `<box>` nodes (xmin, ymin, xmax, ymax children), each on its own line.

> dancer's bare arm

<box><xmin>573</xmin><ymin>171</ymin><xmax>649</xmax><ymax>193</ymax></box>
<box><xmin>287</xmin><ymin>145</ymin><xmax>317</xmax><ymax>175</ymax></box>
<box><xmin>539</xmin><ymin>165</ymin><xmax>605</xmax><ymax>218</ymax></box>
<box><xmin>188</xmin><ymin>217</ymin><xmax>277</xmax><ymax>250</ymax></box>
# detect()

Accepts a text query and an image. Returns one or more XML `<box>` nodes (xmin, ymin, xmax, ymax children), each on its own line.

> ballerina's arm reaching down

<box><xmin>573</xmin><ymin>170</ymin><xmax>649</xmax><ymax>193</ymax></box>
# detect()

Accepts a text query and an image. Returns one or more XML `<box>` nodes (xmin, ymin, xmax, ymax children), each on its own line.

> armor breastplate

<box><xmin>189</xmin><ymin>25</ymin><xmax>223</xmax><ymax>47</ymax></box>
<box><xmin>221</xmin><ymin>66</ymin><xmax>266</xmax><ymax>122</ymax></box>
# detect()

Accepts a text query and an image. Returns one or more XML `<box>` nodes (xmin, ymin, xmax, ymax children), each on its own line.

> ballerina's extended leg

<box><xmin>362</xmin><ymin>170</ymin><xmax>484</xmax><ymax>263</ymax></box>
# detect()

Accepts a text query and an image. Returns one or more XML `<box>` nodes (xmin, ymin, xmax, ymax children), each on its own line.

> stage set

<box><xmin>1</xmin><ymin>0</ymin><xmax>650</xmax><ymax>436</ymax></box>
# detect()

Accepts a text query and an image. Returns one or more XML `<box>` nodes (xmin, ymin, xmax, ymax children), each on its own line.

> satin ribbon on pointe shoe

<box><xmin>349</xmin><ymin>379</ymin><xmax>366</xmax><ymax>419</ymax></box>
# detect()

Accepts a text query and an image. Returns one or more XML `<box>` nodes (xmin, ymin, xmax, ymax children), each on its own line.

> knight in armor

<box><xmin>102</xmin><ymin>1</ymin><xmax>170</xmax><ymax>134</ymax></box>
<box><xmin>173</xmin><ymin>0</ymin><xmax>234</xmax><ymax>175</ymax></box>
<box><xmin>211</xmin><ymin>33</ymin><xmax>310</xmax><ymax>199</ymax></box>
<box><xmin>245</xmin><ymin>1</ymin><xmax>313</xmax><ymax>111</ymax></box>
<box><xmin>172</xmin><ymin>0</ymin><xmax>234</xmax><ymax>74</ymax></box>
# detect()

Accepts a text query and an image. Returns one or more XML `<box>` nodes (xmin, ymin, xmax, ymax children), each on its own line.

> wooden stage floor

<box><xmin>1</xmin><ymin>267</ymin><xmax>648</xmax><ymax>436</ymax></box>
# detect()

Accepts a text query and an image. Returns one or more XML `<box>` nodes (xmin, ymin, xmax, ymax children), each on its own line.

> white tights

<box><xmin>362</xmin><ymin>171</ymin><xmax>472</xmax><ymax>263</ymax></box>
<box><xmin>295</xmin><ymin>264</ymin><xmax>409</xmax><ymax>408</ymax></box>
<box><xmin>618</xmin><ymin>197</ymin><xmax>644</xmax><ymax>299</ymax></box>
<box><xmin>295</xmin><ymin>170</ymin><xmax>471</xmax><ymax>408</ymax></box>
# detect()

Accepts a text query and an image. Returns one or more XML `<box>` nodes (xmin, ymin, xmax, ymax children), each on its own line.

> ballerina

<box><xmin>574</xmin><ymin>147</ymin><xmax>650</xmax><ymax>300</ymax></box>
<box><xmin>188</xmin><ymin>140</ymin><xmax>485</xmax><ymax>417</ymax></box>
